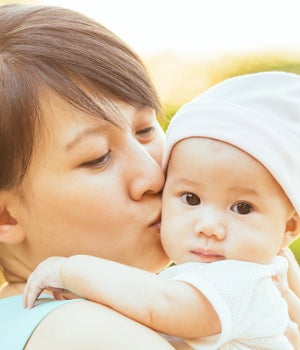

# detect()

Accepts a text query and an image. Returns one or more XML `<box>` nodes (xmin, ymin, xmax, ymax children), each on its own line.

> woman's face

<box><xmin>17</xmin><ymin>94</ymin><xmax>169</xmax><ymax>273</ymax></box>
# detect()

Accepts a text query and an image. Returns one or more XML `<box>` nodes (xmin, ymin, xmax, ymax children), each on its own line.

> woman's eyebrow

<box><xmin>66</xmin><ymin>126</ymin><xmax>103</xmax><ymax>151</ymax></box>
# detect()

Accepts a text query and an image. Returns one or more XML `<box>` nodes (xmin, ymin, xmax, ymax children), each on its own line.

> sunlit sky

<box><xmin>41</xmin><ymin>0</ymin><xmax>300</xmax><ymax>58</ymax></box>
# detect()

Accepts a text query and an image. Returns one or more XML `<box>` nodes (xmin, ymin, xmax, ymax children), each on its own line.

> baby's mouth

<box><xmin>190</xmin><ymin>248</ymin><xmax>225</xmax><ymax>262</ymax></box>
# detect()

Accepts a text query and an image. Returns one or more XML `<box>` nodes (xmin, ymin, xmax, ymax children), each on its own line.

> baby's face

<box><xmin>161</xmin><ymin>138</ymin><xmax>294</xmax><ymax>265</ymax></box>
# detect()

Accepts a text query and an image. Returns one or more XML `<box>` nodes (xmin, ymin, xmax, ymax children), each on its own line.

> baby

<box><xmin>24</xmin><ymin>71</ymin><xmax>300</xmax><ymax>349</ymax></box>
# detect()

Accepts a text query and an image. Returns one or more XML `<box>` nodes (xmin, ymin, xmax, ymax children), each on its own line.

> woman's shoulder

<box><xmin>0</xmin><ymin>295</ymin><xmax>175</xmax><ymax>350</ymax></box>
<box><xmin>26</xmin><ymin>299</ymin><xmax>176</xmax><ymax>350</ymax></box>
<box><xmin>0</xmin><ymin>295</ymin><xmax>117</xmax><ymax>350</ymax></box>
<box><xmin>0</xmin><ymin>294</ymin><xmax>79</xmax><ymax>350</ymax></box>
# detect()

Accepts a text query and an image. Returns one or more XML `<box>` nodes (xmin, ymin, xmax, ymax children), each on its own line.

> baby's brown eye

<box><xmin>181</xmin><ymin>193</ymin><xmax>201</xmax><ymax>206</ymax></box>
<box><xmin>231</xmin><ymin>202</ymin><xmax>253</xmax><ymax>215</ymax></box>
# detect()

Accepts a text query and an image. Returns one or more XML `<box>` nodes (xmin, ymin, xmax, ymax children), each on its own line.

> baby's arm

<box><xmin>24</xmin><ymin>255</ymin><xmax>220</xmax><ymax>339</ymax></box>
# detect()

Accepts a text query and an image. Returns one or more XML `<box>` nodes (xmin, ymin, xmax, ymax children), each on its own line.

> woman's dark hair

<box><xmin>0</xmin><ymin>4</ymin><xmax>162</xmax><ymax>190</ymax></box>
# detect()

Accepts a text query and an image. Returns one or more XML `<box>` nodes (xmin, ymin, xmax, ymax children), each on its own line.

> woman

<box><xmin>0</xmin><ymin>4</ymin><xmax>298</xmax><ymax>350</ymax></box>
<box><xmin>0</xmin><ymin>4</ymin><xmax>176</xmax><ymax>349</ymax></box>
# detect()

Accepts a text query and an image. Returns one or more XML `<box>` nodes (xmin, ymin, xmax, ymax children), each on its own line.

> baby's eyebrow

<box><xmin>172</xmin><ymin>176</ymin><xmax>201</xmax><ymax>187</ymax></box>
<box><xmin>228</xmin><ymin>187</ymin><xmax>259</xmax><ymax>197</ymax></box>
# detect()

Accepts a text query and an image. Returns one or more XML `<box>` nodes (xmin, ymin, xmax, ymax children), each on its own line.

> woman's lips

<box><xmin>149</xmin><ymin>214</ymin><xmax>161</xmax><ymax>233</ymax></box>
<box><xmin>190</xmin><ymin>249</ymin><xmax>225</xmax><ymax>262</ymax></box>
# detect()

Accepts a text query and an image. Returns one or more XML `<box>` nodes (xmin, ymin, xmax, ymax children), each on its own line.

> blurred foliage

<box><xmin>290</xmin><ymin>238</ymin><xmax>300</xmax><ymax>265</ymax></box>
<box><xmin>146</xmin><ymin>51</ymin><xmax>300</xmax><ymax>121</ymax></box>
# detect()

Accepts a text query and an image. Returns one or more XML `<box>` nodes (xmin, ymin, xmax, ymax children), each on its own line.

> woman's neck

<box><xmin>0</xmin><ymin>281</ymin><xmax>25</xmax><ymax>298</ymax></box>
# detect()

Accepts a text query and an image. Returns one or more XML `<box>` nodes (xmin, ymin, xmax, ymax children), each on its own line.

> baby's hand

<box><xmin>285</xmin><ymin>321</ymin><xmax>300</xmax><ymax>350</ymax></box>
<box><xmin>279</xmin><ymin>248</ymin><xmax>300</xmax><ymax>298</ymax></box>
<box><xmin>274</xmin><ymin>250</ymin><xmax>300</xmax><ymax>348</ymax></box>
<box><xmin>23</xmin><ymin>256</ymin><xmax>67</xmax><ymax>308</ymax></box>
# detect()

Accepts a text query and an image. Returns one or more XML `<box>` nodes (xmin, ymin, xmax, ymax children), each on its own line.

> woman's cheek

<box><xmin>149</xmin><ymin>136</ymin><xmax>166</xmax><ymax>166</ymax></box>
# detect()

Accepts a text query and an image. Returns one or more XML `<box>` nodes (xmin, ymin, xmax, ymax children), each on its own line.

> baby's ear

<box><xmin>0</xmin><ymin>204</ymin><xmax>25</xmax><ymax>244</ymax></box>
<box><xmin>281</xmin><ymin>211</ymin><xmax>300</xmax><ymax>248</ymax></box>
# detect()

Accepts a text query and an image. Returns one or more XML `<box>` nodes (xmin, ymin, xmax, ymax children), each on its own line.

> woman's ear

<box><xmin>0</xmin><ymin>206</ymin><xmax>25</xmax><ymax>244</ymax></box>
<box><xmin>281</xmin><ymin>212</ymin><xmax>300</xmax><ymax>248</ymax></box>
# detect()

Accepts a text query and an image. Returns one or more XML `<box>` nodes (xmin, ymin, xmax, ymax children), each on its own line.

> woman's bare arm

<box><xmin>25</xmin><ymin>299</ymin><xmax>176</xmax><ymax>350</ymax></box>
<box><xmin>24</xmin><ymin>255</ymin><xmax>220</xmax><ymax>339</ymax></box>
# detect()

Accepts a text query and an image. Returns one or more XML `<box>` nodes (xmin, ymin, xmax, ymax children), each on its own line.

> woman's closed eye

<box><xmin>135</xmin><ymin>126</ymin><xmax>155</xmax><ymax>143</ymax></box>
<box><xmin>180</xmin><ymin>192</ymin><xmax>201</xmax><ymax>206</ymax></box>
<box><xmin>231</xmin><ymin>201</ymin><xmax>254</xmax><ymax>215</ymax></box>
<box><xmin>80</xmin><ymin>151</ymin><xmax>111</xmax><ymax>168</ymax></box>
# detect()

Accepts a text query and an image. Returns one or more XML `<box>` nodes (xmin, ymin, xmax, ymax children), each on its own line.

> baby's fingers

<box><xmin>23</xmin><ymin>271</ymin><xmax>45</xmax><ymax>308</ymax></box>
<box><xmin>23</xmin><ymin>256</ymin><xmax>67</xmax><ymax>308</ymax></box>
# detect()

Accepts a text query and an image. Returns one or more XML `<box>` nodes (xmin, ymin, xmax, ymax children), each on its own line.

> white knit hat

<box><xmin>163</xmin><ymin>71</ymin><xmax>300</xmax><ymax>216</ymax></box>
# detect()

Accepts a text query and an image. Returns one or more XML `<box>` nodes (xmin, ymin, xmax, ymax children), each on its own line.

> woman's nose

<box><xmin>194</xmin><ymin>213</ymin><xmax>226</xmax><ymax>240</ymax></box>
<box><xmin>128</xmin><ymin>140</ymin><xmax>165</xmax><ymax>201</ymax></box>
